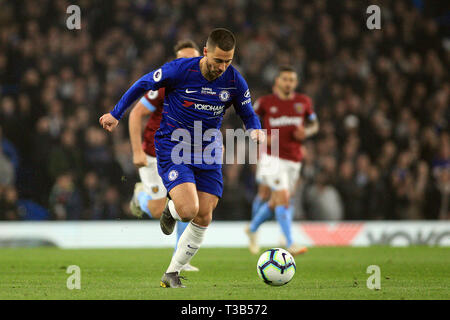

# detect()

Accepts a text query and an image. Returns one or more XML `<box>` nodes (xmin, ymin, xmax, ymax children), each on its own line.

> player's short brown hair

<box><xmin>206</xmin><ymin>28</ymin><xmax>236</xmax><ymax>51</ymax></box>
<box><xmin>173</xmin><ymin>39</ymin><xmax>200</xmax><ymax>55</ymax></box>
<box><xmin>277</xmin><ymin>65</ymin><xmax>297</xmax><ymax>76</ymax></box>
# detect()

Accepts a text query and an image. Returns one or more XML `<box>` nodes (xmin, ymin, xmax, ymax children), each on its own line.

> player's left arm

<box><xmin>233</xmin><ymin>74</ymin><xmax>265</xmax><ymax>143</ymax></box>
<box><xmin>293</xmin><ymin>97</ymin><xmax>319</xmax><ymax>141</ymax></box>
<box><xmin>99</xmin><ymin>60</ymin><xmax>179</xmax><ymax>132</ymax></box>
<box><xmin>304</xmin><ymin>114</ymin><xmax>320</xmax><ymax>137</ymax></box>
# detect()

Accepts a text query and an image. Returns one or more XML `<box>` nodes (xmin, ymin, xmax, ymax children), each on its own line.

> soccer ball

<box><xmin>257</xmin><ymin>248</ymin><xmax>296</xmax><ymax>286</ymax></box>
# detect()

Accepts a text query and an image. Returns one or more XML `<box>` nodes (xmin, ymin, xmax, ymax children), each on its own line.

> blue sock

<box><xmin>137</xmin><ymin>191</ymin><xmax>152</xmax><ymax>217</ymax></box>
<box><xmin>275</xmin><ymin>205</ymin><xmax>293</xmax><ymax>248</ymax></box>
<box><xmin>174</xmin><ymin>221</ymin><xmax>189</xmax><ymax>252</ymax></box>
<box><xmin>249</xmin><ymin>202</ymin><xmax>273</xmax><ymax>233</ymax></box>
<box><xmin>251</xmin><ymin>195</ymin><xmax>264</xmax><ymax>218</ymax></box>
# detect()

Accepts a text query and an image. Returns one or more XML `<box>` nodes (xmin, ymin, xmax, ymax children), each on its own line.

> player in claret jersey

<box><xmin>246</xmin><ymin>65</ymin><xmax>319</xmax><ymax>256</ymax></box>
<box><xmin>128</xmin><ymin>40</ymin><xmax>201</xmax><ymax>272</ymax></box>
<box><xmin>99</xmin><ymin>28</ymin><xmax>265</xmax><ymax>288</ymax></box>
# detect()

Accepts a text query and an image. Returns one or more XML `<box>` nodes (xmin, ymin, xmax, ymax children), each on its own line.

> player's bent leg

<box><xmin>162</xmin><ymin>221</ymin><xmax>208</xmax><ymax>287</ymax></box>
<box><xmin>130</xmin><ymin>182</ymin><xmax>146</xmax><ymax>218</ymax></box>
<box><xmin>156</xmin><ymin>161</ymin><xmax>198</xmax><ymax>234</ymax></box>
<box><xmin>160</xmin><ymin>201</ymin><xmax>177</xmax><ymax>235</ymax></box>
<box><xmin>169</xmin><ymin>182</ymin><xmax>199</xmax><ymax>222</ymax></box>
<box><xmin>247</xmin><ymin>184</ymin><xmax>272</xmax><ymax>255</ymax></box>
<box><xmin>130</xmin><ymin>184</ymin><xmax>167</xmax><ymax>220</ymax></box>
<box><xmin>146</xmin><ymin>197</ymin><xmax>167</xmax><ymax>219</ymax></box>
<box><xmin>252</xmin><ymin>184</ymin><xmax>271</xmax><ymax>218</ymax></box>
<box><xmin>249</xmin><ymin>194</ymin><xmax>276</xmax><ymax>233</ymax></box>
<box><xmin>247</xmin><ymin>186</ymin><xmax>274</xmax><ymax>255</ymax></box>
<box><xmin>160</xmin><ymin>182</ymin><xmax>199</xmax><ymax>235</ymax></box>
<box><xmin>272</xmin><ymin>189</ymin><xmax>293</xmax><ymax>246</ymax></box>
<box><xmin>270</xmin><ymin>189</ymin><xmax>290</xmax><ymax>207</ymax></box>
<box><xmin>274</xmin><ymin>207</ymin><xmax>293</xmax><ymax>247</ymax></box>
<box><xmin>246</xmin><ymin>202</ymin><xmax>274</xmax><ymax>254</ymax></box>
<box><xmin>162</xmin><ymin>191</ymin><xmax>217</xmax><ymax>287</ymax></box>
<box><xmin>245</xmin><ymin>224</ymin><xmax>260</xmax><ymax>255</ymax></box>
<box><xmin>177</xmin><ymin>191</ymin><xmax>217</xmax><ymax>273</ymax></box>
<box><xmin>258</xmin><ymin>184</ymin><xmax>271</xmax><ymax>202</ymax></box>
<box><xmin>192</xmin><ymin>191</ymin><xmax>218</xmax><ymax>227</ymax></box>
<box><xmin>133</xmin><ymin>156</ymin><xmax>168</xmax><ymax>219</ymax></box>
<box><xmin>161</xmin><ymin>167</ymin><xmax>221</xmax><ymax>287</ymax></box>
<box><xmin>247</xmin><ymin>155</ymin><xmax>285</xmax><ymax>254</ymax></box>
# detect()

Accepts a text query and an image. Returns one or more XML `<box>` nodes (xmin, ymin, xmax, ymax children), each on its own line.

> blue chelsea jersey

<box><xmin>110</xmin><ymin>56</ymin><xmax>261</xmax><ymax>167</ymax></box>
<box><xmin>111</xmin><ymin>57</ymin><xmax>260</xmax><ymax>131</ymax></box>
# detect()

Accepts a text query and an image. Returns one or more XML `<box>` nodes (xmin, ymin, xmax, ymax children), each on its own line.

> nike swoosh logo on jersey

<box><xmin>185</xmin><ymin>89</ymin><xmax>197</xmax><ymax>93</ymax></box>
<box><xmin>187</xmin><ymin>244</ymin><xmax>199</xmax><ymax>250</ymax></box>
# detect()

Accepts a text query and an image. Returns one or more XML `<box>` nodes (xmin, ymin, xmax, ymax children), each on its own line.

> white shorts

<box><xmin>256</xmin><ymin>153</ymin><xmax>302</xmax><ymax>192</ymax></box>
<box><xmin>138</xmin><ymin>155</ymin><xmax>167</xmax><ymax>200</ymax></box>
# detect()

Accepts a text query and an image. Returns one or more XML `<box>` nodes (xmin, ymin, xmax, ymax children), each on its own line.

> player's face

<box><xmin>204</xmin><ymin>45</ymin><xmax>234</xmax><ymax>79</ymax></box>
<box><xmin>176</xmin><ymin>47</ymin><xmax>200</xmax><ymax>59</ymax></box>
<box><xmin>275</xmin><ymin>71</ymin><xmax>298</xmax><ymax>96</ymax></box>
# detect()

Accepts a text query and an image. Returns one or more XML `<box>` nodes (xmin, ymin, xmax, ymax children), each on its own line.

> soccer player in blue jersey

<box><xmin>100</xmin><ymin>28</ymin><xmax>265</xmax><ymax>288</ymax></box>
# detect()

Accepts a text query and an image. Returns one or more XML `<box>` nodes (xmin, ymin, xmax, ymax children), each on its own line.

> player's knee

<box><xmin>193</xmin><ymin>211</ymin><xmax>212</xmax><ymax>227</ymax></box>
<box><xmin>278</xmin><ymin>198</ymin><xmax>290</xmax><ymax>207</ymax></box>
<box><xmin>177</xmin><ymin>202</ymin><xmax>199</xmax><ymax>222</ymax></box>
<box><xmin>270</xmin><ymin>190</ymin><xmax>290</xmax><ymax>207</ymax></box>
<box><xmin>258</xmin><ymin>185</ymin><xmax>271</xmax><ymax>201</ymax></box>
<box><xmin>260</xmin><ymin>191</ymin><xmax>271</xmax><ymax>202</ymax></box>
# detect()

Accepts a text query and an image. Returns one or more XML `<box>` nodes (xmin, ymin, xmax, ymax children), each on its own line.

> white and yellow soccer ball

<box><xmin>257</xmin><ymin>248</ymin><xmax>296</xmax><ymax>286</ymax></box>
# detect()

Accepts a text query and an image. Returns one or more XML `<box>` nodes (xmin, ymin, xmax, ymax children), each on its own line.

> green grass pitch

<box><xmin>0</xmin><ymin>246</ymin><xmax>448</xmax><ymax>300</ymax></box>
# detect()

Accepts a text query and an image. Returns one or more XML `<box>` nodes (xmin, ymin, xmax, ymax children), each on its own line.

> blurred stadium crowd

<box><xmin>0</xmin><ymin>0</ymin><xmax>448</xmax><ymax>221</ymax></box>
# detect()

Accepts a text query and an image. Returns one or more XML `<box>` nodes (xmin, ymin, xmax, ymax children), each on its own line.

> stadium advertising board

<box><xmin>0</xmin><ymin>221</ymin><xmax>449</xmax><ymax>248</ymax></box>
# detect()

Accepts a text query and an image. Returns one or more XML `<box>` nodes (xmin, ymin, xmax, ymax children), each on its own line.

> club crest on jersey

<box><xmin>153</xmin><ymin>68</ymin><xmax>162</xmax><ymax>82</ymax></box>
<box><xmin>219</xmin><ymin>90</ymin><xmax>230</xmax><ymax>102</ymax></box>
<box><xmin>168</xmin><ymin>170</ymin><xmax>178</xmax><ymax>181</ymax></box>
<box><xmin>294</xmin><ymin>103</ymin><xmax>304</xmax><ymax>113</ymax></box>
<box><xmin>151</xmin><ymin>185</ymin><xmax>159</xmax><ymax>194</ymax></box>
<box><xmin>270</xmin><ymin>106</ymin><xmax>278</xmax><ymax>113</ymax></box>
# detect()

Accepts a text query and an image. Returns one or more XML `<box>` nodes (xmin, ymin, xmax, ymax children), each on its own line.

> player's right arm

<box><xmin>128</xmin><ymin>96</ymin><xmax>153</xmax><ymax>168</ymax></box>
<box><xmin>99</xmin><ymin>60</ymin><xmax>180</xmax><ymax>132</ymax></box>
